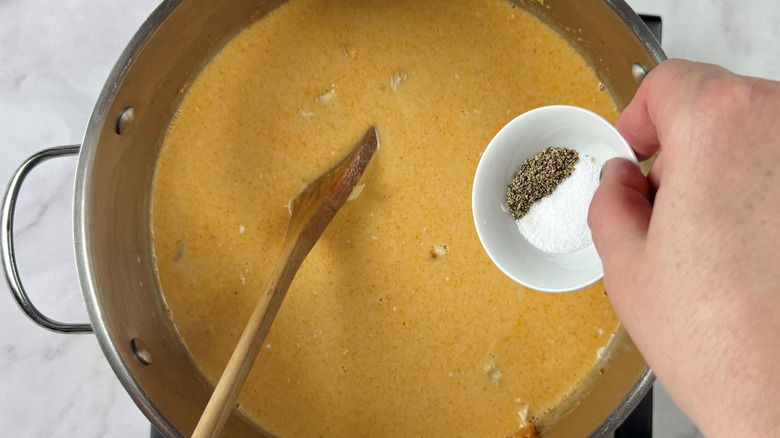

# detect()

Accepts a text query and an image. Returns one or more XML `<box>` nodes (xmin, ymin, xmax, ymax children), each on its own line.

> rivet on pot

<box><xmin>116</xmin><ymin>106</ymin><xmax>135</xmax><ymax>135</ymax></box>
<box><xmin>631</xmin><ymin>63</ymin><xmax>648</xmax><ymax>83</ymax></box>
<box><xmin>131</xmin><ymin>338</ymin><xmax>152</xmax><ymax>366</ymax></box>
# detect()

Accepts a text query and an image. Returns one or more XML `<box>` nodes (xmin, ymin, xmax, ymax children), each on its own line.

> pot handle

<box><xmin>1</xmin><ymin>145</ymin><xmax>93</xmax><ymax>334</ymax></box>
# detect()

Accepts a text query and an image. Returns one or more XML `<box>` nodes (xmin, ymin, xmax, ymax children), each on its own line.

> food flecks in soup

<box><xmin>152</xmin><ymin>0</ymin><xmax>620</xmax><ymax>436</ymax></box>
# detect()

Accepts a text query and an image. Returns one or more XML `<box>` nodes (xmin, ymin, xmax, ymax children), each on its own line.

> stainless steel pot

<box><xmin>1</xmin><ymin>0</ymin><xmax>665</xmax><ymax>436</ymax></box>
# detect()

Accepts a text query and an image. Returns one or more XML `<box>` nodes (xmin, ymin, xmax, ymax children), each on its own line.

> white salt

<box><xmin>517</xmin><ymin>157</ymin><xmax>600</xmax><ymax>254</ymax></box>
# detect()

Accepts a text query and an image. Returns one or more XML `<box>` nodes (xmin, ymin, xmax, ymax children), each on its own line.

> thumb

<box><xmin>588</xmin><ymin>158</ymin><xmax>653</xmax><ymax>271</ymax></box>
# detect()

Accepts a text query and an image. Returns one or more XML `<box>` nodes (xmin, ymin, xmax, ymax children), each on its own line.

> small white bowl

<box><xmin>472</xmin><ymin>105</ymin><xmax>638</xmax><ymax>293</ymax></box>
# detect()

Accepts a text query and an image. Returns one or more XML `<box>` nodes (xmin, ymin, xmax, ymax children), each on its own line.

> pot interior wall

<box><xmin>76</xmin><ymin>0</ymin><xmax>662</xmax><ymax>437</ymax></box>
<box><xmin>79</xmin><ymin>0</ymin><xmax>285</xmax><ymax>436</ymax></box>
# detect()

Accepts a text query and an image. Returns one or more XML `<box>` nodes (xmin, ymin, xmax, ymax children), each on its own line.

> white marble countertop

<box><xmin>1</xmin><ymin>1</ymin><xmax>778</xmax><ymax>437</ymax></box>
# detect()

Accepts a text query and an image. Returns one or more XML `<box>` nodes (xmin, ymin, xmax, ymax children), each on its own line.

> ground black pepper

<box><xmin>505</xmin><ymin>147</ymin><xmax>579</xmax><ymax>219</ymax></box>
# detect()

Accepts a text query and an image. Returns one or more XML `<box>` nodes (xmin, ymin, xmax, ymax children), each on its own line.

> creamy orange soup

<box><xmin>152</xmin><ymin>0</ymin><xmax>620</xmax><ymax>436</ymax></box>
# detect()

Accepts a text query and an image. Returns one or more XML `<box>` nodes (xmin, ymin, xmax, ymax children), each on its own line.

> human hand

<box><xmin>588</xmin><ymin>59</ymin><xmax>780</xmax><ymax>437</ymax></box>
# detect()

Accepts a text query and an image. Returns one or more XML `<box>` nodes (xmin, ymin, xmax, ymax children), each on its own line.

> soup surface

<box><xmin>152</xmin><ymin>0</ymin><xmax>620</xmax><ymax>436</ymax></box>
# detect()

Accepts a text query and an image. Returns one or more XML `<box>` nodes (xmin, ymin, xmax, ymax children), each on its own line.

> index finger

<box><xmin>616</xmin><ymin>59</ymin><xmax>732</xmax><ymax>161</ymax></box>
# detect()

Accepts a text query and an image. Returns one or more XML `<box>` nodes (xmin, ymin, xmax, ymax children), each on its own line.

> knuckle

<box><xmin>746</xmin><ymin>79</ymin><xmax>780</xmax><ymax>114</ymax></box>
<box><xmin>695</xmin><ymin>75</ymin><xmax>752</xmax><ymax>120</ymax></box>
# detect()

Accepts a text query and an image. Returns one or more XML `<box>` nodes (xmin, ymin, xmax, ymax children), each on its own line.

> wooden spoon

<box><xmin>192</xmin><ymin>126</ymin><xmax>379</xmax><ymax>438</ymax></box>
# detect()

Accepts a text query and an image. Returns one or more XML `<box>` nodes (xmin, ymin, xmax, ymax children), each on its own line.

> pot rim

<box><xmin>606</xmin><ymin>0</ymin><xmax>666</xmax><ymax>65</ymax></box>
<box><xmin>74</xmin><ymin>2</ymin><xmax>184</xmax><ymax>436</ymax></box>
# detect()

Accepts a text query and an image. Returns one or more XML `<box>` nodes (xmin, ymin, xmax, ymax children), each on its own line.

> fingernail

<box><xmin>600</xmin><ymin>161</ymin><xmax>609</xmax><ymax>181</ymax></box>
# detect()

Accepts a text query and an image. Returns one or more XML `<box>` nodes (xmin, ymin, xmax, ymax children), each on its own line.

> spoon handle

<box><xmin>191</xmin><ymin>243</ymin><xmax>301</xmax><ymax>438</ymax></box>
<box><xmin>192</xmin><ymin>127</ymin><xmax>378</xmax><ymax>438</ymax></box>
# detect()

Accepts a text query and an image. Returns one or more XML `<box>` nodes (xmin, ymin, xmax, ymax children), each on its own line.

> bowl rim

<box><xmin>472</xmin><ymin>104</ymin><xmax>638</xmax><ymax>293</ymax></box>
